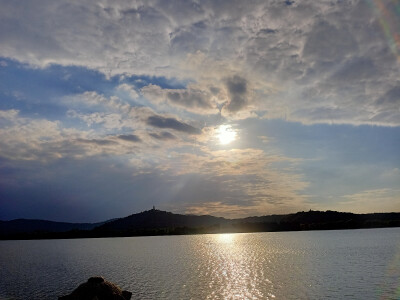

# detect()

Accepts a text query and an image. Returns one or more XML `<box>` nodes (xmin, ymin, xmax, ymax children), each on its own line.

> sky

<box><xmin>0</xmin><ymin>0</ymin><xmax>399</xmax><ymax>222</ymax></box>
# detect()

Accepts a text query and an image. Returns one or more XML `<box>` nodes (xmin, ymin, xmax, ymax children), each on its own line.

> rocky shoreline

<box><xmin>59</xmin><ymin>277</ymin><xmax>131</xmax><ymax>300</ymax></box>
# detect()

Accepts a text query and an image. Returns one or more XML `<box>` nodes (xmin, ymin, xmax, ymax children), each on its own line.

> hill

<box><xmin>1</xmin><ymin>209</ymin><xmax>400</xmax><ymax>239</ymax></box>
<box><xmin>94</xmin><ymin>208</ymin><xmax>228</xmax><ymax>235</ymax></box>
<box><xmin>0</xmin><ymin>219</ymin><xmax>111</xmax><ymax>237</ymax></box>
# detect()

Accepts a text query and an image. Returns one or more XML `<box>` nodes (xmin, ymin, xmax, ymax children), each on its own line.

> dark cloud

<box><xmin>169</xmin><ymin>21</ymin><xmax>210</xmax><ymax>55</ymax></box>
<box><xmin>329</xmin><ymin>58</ymin><xmax>377</xmax><ymax>84</ymax></box>
<box><xmin>166</xmin><ymin>89</ymin><xmax>213</xmax><ymax>109</ymax></box>
<box><xmin>117</xmin><ymin>134</ymin><xmax>142</xmax><ymax>142</ymax></box>
<box><xmin>302</xmin><ymin>21</ymin><xmax>358</xmax><ymax>63</ymax></box>
<box><xmin>76</xmin><ymin>138</ymin><xmax>116</xmax><ymax>146</ymax></box>
<box><xmin>376</xmin><ymin>86</ymin><xmax>400</xmax><ymax>107</ymax></box>
<box><xmin>258</xmin><ymin>28</ymin><xmax>277</xmax><ymax>35</ymax></box>
<box><xmin>209</xmin><ymin>86</ymin><xmax>220</xmax><ymax>95</ymax></box>
<box><xmin>141</xmin><ymin>84</ymin><xmax>215</xmax><ymax>114</ymax></box>
<box><xmin>149</xmin><ymin>131</ymin><xmax>177</xmax><ymax>140</ymax></box>
<box><xmin>146</xmin><ymin>115</ymin><xmax>201</xmax><ymax>134</ymax></box>
<box><xmin>0</xmin><ymin>156</ymin><xmax>164</xmax><ymax>222</ymax></box>
<box><xmin>225</xmin><ymin>75</ymin><xmax>248</xmax><ymax>112</ymax></box>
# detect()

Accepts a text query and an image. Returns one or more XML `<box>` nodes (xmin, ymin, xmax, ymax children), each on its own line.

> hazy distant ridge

<box><xmin>0</xmin><ymin>219</ymin><xmax>111</xmax><ymax>235</ymax></box>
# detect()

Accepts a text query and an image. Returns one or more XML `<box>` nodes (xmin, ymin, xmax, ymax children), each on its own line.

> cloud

<box><xmin>376</xmin><ymin>86</ymin><xmax>400</xmax><ymax>108</ymax></box>
<box><xmin>223</xmin><ymin>75</ymin><xmax>249</xmax><ymax>113</ymax></box>
<box><xmin>67</xmin><ymin>110</ymin><xmax>129</xmax><ymax>130</ymax></box>
<box><xmin>141</xmin><ymin>84</ymin><xmax>217</xmax><ymax>114</ymax></box>
<box><xmin>65</xmin><ymin>92</ymin><xmax>156</xmax><ymax>132</ymax></box>
<box><xmin>117</xmin><ymin>134</ymin><xmax>141</xmax><ymax>142</ymax></box>
<box><xmin>0</xmin><ymin>1</ymin><xmax>173</xmax><ymax>76</ymax></box>
<box><xmin>0</xmin><ymin>109</ymin><xmax>64</xmax><ymax>160</ymax></box>
<box><xmin>76</xmin><ymin>138</ymin><xmax>117</xmax><ymax>146</ymax></box>
<box><xmin>140</xmin><ymin>72</ymin><xmax>256</xmax><ymax>118</ymax></box>
<box><xmin>0</xmin><ymin>156</ymin><xmax>168</xmax><ymax>222</ymax></box>
<box><xmin>0</xmin><ymin>109</ymin><xmax>19</xmax><ymax>124</ymax></box>
<box><xmin>0</xmin><ymin>119</ymin><xmax>311</xmax><ymax>219</ymax></box>
<box><xmin>1</xmin><ymin>0</ymin><xmax>400</xmax><ymax>221</ymax></box>
<box><xmin>64</xmin><ymin>91</ymin><xmax>131</xmax><ymax>113</ymax></box>
<box><xmin>149</xmin><ymin>131</ymin><xmax>177</xmax><ymax>141</ymax></box>
<box><xmin>1</xmin><ymin>1</ymin><xmax>399</xmax><ymax>125</ymax></box>
<box><xmin>0</xmin><ymin>109</ymin><xmax>149</xmax><ymax>161</ymax></box>
<box><xmin>146</xmin><ymin>115</ymin><xmax>201</xmax><ymax>134</ymax></box>
<box><xmin>117</xmin><ymin>83</ymin><xmax>139</xmax><ymax>99</ymax></box>
<box><xmin>161</xmin><ymin>148</ymin><xmax>310</xmax><ymax>217</ymax></box>
<box><xmin>182</xmin><ymin>201</ymin><xmax>261</xmax><ymax>219</ymax></box>
<box><xmin>302</xmin><ymin>21</ymin><xmax>358</xmax><ymax>64</ymax></box>
<box><xmin>334</xmin><ymin>188</ymin><xmax>400</xmax><ymax>214</ymax></box>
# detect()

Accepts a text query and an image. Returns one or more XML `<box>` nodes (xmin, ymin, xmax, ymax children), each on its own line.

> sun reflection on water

<box><xmin>217</xmin><ymin>233</ymin><xmax>235</xmax><ymax>244</ymax></box>
<box><xmin>205</xmin><ymin>233</ymin><xmax>271</xmax><ymax>299</ymax></box>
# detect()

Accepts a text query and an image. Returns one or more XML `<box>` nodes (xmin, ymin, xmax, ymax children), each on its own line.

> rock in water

<box><xmin>59</xmin><ymin>276</ymin><xmax>132</xmax><ymax>300</ymax></box>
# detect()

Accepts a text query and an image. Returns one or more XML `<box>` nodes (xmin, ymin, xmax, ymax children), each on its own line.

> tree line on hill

<box><xmin>1</xmin><ymin>209</ymin><xmax>400</xmax><ymax>240</ymax></box>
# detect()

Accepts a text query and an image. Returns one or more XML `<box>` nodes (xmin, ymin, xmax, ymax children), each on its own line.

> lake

<box><xmin>0</xmin><ymin>228</ymin><xmax>399</xmax><ymax>299</ymax></box>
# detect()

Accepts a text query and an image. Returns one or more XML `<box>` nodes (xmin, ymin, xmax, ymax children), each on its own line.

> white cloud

<box><xmin>0</xmin><ymin>109</ymin><xmax>145</xmax><ymax>160</ymax></box>
<box><xmin>1</xmin><ymin>1</ymin><xmax>399</xmax><ymax>125</ymax></box>
<box><xmin>0</xmin><ymin>109</ymin><xmax>64</xmax><ymax>160</ymax></box>
<box><xmin>64</xmin><ymin>91</ymin><xmax>131</xmax><ymax>113</ymax></box>
<box><xmin>67</xmin><ymin>110</ymin><xmax>128</xmax><ymax>130</ymax></box>
<box><xmin>117</xmin><ymin>83</ymin><xmax>139</xmax><ymax>99</ymax></box>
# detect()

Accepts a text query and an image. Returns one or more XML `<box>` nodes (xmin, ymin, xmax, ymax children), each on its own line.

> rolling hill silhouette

<box><xmin>1</xmin><ymin>209</ymin><xmax>400</xmax><ymax>239</ymax></box>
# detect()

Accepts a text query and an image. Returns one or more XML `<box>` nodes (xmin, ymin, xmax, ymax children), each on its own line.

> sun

<box><xmin>216</xmin><ymin>125</ymin><xmax>237</xmax><ymax>145</ymax></box>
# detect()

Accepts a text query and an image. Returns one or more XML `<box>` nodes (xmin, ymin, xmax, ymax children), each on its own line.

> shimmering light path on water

<box><xmin>0</xmin><ymin>228</ymin><xmax>400</xmax><ymax>299</ymax></box>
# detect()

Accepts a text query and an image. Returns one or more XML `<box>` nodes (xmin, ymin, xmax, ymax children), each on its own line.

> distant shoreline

<box><xmin>2</xmin><ymin>224</ymin><xmax>400</xmax><ymax>241</ymax></box>
<box><xmin>2</xmin><ymin>209</ymin><xmax>400</xmax><ymax>240</ymax></box>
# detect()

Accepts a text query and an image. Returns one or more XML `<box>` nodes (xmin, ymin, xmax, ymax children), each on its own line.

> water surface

<box><xmin>0</xmin><ymin>228</ymin><xmax>399</xmax><ymax>299</ymax></box>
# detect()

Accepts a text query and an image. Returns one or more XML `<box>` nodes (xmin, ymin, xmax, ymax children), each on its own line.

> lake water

<box><xmin>0</xmin><ymin>228</ymin><xmax>400</xmax><ymax>299</ymax></box>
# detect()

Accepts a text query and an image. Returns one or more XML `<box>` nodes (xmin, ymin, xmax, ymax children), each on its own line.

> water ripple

<box><xmin>0</xmin><ymin>228</ymin><xmax>399</xmax><ymax>299</ymax></box>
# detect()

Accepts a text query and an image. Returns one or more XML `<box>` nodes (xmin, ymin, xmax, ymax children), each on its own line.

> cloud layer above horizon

<box><xmin>0</xmin><ymin>0</ymin><xmax>399</xmax><ymax>222</ymax></box>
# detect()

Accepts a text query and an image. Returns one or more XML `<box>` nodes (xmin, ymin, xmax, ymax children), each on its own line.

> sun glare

<box><xmin>216</xmin><ymin>125</ymin><xmax>237</xmax><ymax>145</ymax></box>
<box><xmin>217</xmin><ymin>233</ymin><xmax>235</xmax><ymax>243</ymax></box>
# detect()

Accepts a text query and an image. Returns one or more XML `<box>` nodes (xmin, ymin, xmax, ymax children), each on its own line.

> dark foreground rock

<box><xmin>59</xmin><ymin>276</ymin><xmax>132</xmax><ymax>300</ymax></box>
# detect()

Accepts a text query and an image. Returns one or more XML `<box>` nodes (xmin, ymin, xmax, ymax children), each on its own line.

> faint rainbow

<box><xmin>368</xmin><ymin>0</ymin><xmax>400</xmax><ymax>62</ymax></box>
